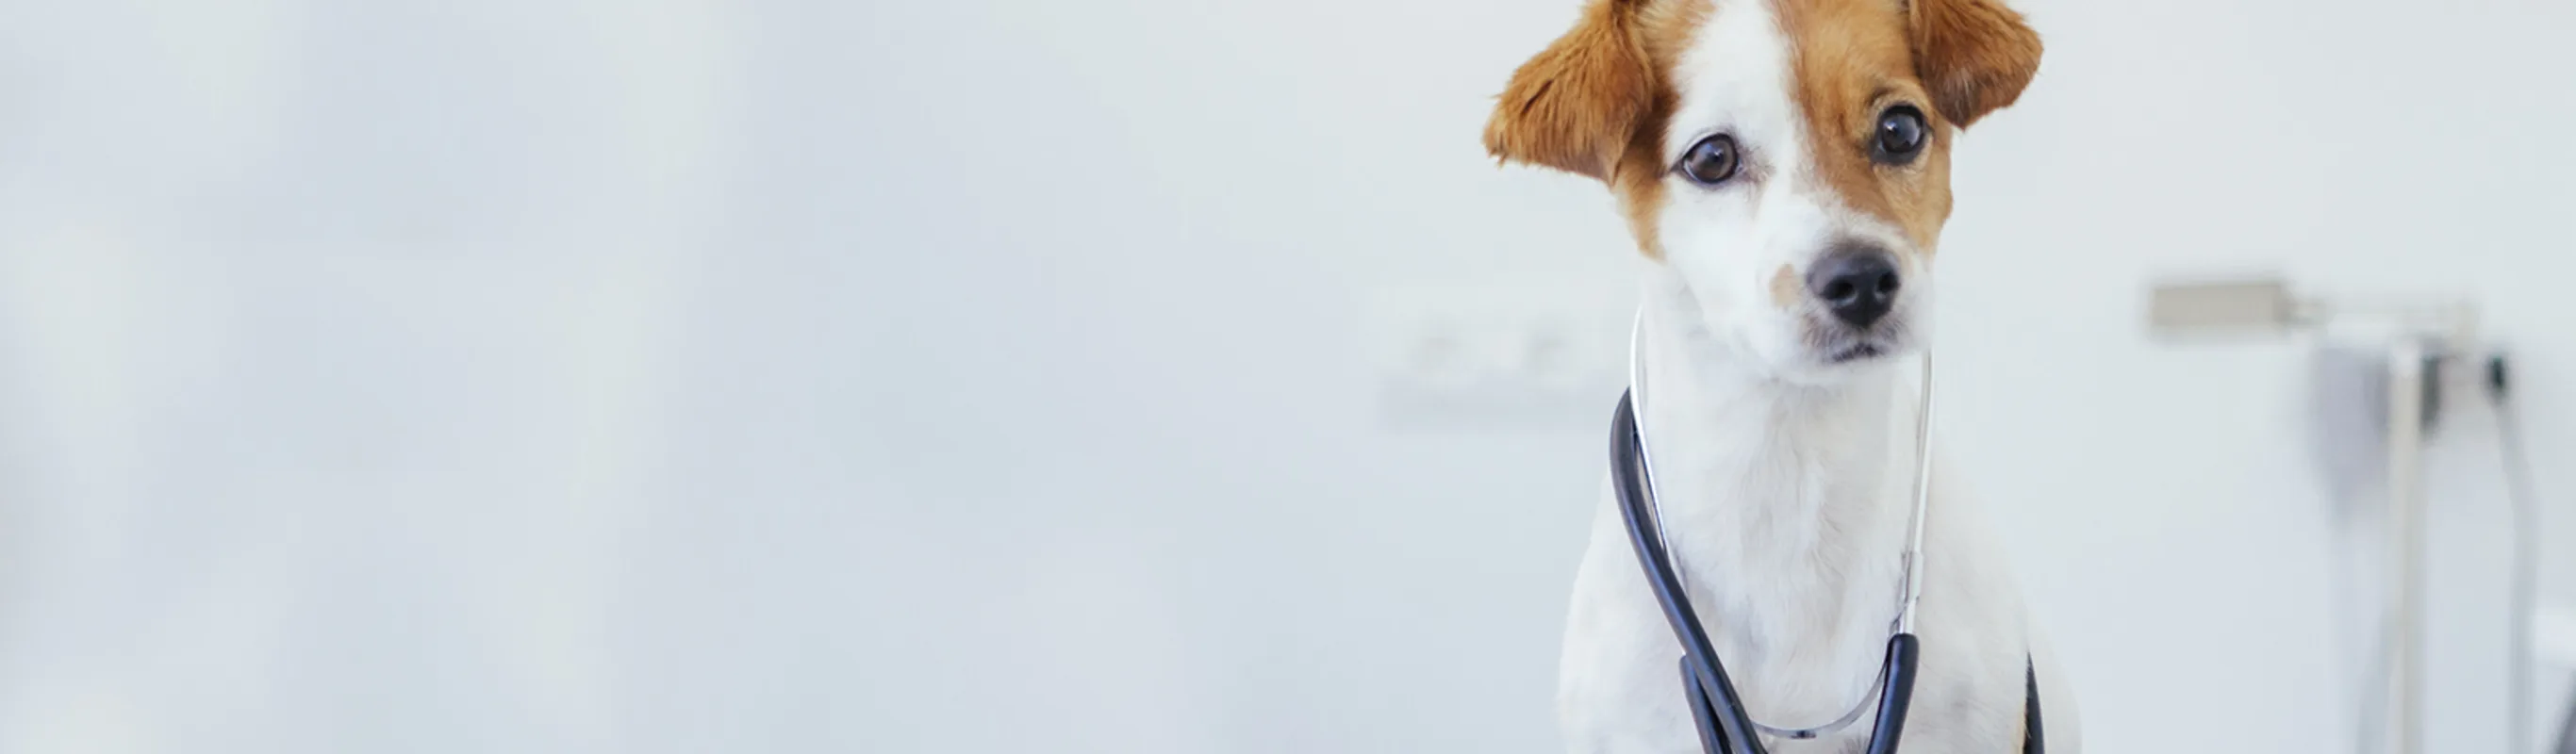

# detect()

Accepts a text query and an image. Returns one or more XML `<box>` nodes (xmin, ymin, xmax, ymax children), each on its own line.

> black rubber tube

<box><xmin>1612</xmin><ymin>390</ymin><xmax>1917</xmax><ymax>754</ymax></box>
<box><xmin>2023</xmin><ymin>661</ymin><xmax>2044</xmax><ymax>754</ymax></box>
<box><xmin>1860</xmin><ymin>633</ymin><xmax>1919</xmax><ymax>754</ymax></box>
<box><xmin>1612</xmin><ymin>392</ymin><xmax>1767</xmax><ymax>754</ymax></box>
<box><xmin>1681</xmin><ymin>659</ymin><xmax>1732</xmax><ymax>754</ymax></box>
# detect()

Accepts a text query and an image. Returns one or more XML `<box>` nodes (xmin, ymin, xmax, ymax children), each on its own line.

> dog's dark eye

<box><xmin>1676</xmin><ymin>135</ymin><xmax>1741</xmax><ymax>187</ymax></box>
<box><xmin>1873</xmin><ymin>106</ymin><xmax>1928</xmax><ymax>164</ymax></box>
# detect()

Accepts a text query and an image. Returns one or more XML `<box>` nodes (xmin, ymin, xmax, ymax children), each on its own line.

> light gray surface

<box><xmin>0</xmin><ymin>0</ymin><xmax>2571</xmax><ymax>752</ymax></box>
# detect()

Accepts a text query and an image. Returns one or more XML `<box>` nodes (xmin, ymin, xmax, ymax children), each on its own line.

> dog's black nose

<box><xmin>1807</xmin><ymin>246</ymin><xmax>1901</xmax><ymax>328</ymax></box>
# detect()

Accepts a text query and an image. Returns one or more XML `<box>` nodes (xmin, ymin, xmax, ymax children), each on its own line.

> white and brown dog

<box><xmin>1483</xmin><ymin>0</ymin><xmax>2074</xmax><ymax>752</ymax></box>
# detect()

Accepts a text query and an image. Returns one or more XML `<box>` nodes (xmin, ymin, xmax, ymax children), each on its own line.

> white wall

<box><xmin>0</xmin><ymin>0</ymin><xmax>2570</xmax><ymax>752</ymax></box>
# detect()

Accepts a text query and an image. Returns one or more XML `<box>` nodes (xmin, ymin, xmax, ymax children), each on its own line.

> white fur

<box><xmin>1554</xmin><ymin>1</ymin><xmax>2079</xmax><ymax>751</ymax></box>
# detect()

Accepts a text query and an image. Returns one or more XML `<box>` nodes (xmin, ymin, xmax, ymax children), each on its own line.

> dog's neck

<box><xmin>1633</xmin><ymin>270</ymin><xmax>1924</xmax><ymax>653</ymax></box>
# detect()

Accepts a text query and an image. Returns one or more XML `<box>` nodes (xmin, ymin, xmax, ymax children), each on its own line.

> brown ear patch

<box><xmin>1483</xmin><ymin>0</ymin><xmax>1658</xmax><ymax>180</ymax></box>
<box><xmin>1486</xmin><ymin>0</ymin><xmax>1709</xmax><ymax>258</ymax></box>
<box><xmin>1908</xmin><ymin>0</ymin><xmax>2042</xmax><ymax>127</ymax></box>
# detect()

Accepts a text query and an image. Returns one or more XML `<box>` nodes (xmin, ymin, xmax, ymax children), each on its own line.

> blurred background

<box><xmin>1</xmin><ymin>0</ymin><xmax>2572</xmax><ymax>752</ymax></box>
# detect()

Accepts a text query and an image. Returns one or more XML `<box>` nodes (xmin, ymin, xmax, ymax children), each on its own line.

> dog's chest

<box><xmin>1558</xmin><ymin>459</ymin><xmax>2024</xmax><ymax>754</ymax></box>
<box><xmin>1558</xmin><ymin>508</ymin><xmax>2014</xmax><ymax>754</ymax></box>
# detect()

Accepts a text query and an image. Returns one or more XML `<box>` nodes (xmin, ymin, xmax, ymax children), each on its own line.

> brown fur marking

<box><xmin>1775</xmin><ymin>0</ymin><xmax>1948</xmax><ymax>253</ymax></box>
<box><xmin>1775</xmin><ymin>0</ymin><xmax>2039</xmax><ymax>254</ymax></box>
<box><xmin>1771</xmin><ymin>264</ymin><xmax>1805</xmax><ymax>308</ymax></box>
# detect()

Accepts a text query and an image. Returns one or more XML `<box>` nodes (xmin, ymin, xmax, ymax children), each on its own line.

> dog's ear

<box><xmin>1908</xmin><ymin>0</ymin><xmax>2041</xmax><ymax>127</ymax></box>
<box><xmin>1483</xmin><ymin>0</ymin><xmax>1656</xmax><ymax>181</ymax></box>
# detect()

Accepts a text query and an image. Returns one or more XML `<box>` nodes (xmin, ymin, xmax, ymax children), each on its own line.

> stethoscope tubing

<box><xmin>1610</xmin><ymin>391</ymin><xmax>1921</xmax><ymax>754</ymax></box>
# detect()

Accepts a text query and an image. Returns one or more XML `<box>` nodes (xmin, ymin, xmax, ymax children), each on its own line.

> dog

<box><xmin>1481</xmin><ymin>0</ymin><xmax>2074</xmax><ymax>752</ymax></box>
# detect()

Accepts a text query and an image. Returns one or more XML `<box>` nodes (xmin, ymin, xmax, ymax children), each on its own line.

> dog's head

<box><xmin>1486</xmin><ymin>0</ymin><xmax>2039</xmax><ymax>382</ymax></box>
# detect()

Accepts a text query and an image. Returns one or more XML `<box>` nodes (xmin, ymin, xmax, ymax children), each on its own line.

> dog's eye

<box><xmin>1873</xmin><ymin>106</ymin><xmax>1928</xmax><ymax>164</ymax></box>
<box><xmin>1676</xmin><ymin>135</ymin><xmax>1741</xmax><ymax>187</ymax></box>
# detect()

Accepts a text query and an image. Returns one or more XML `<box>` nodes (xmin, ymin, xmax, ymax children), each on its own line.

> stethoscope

<box><xmin>1610</xmin><ymin>310</ymin><xmax>1938</xmax><ymax>754</ymax></box>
